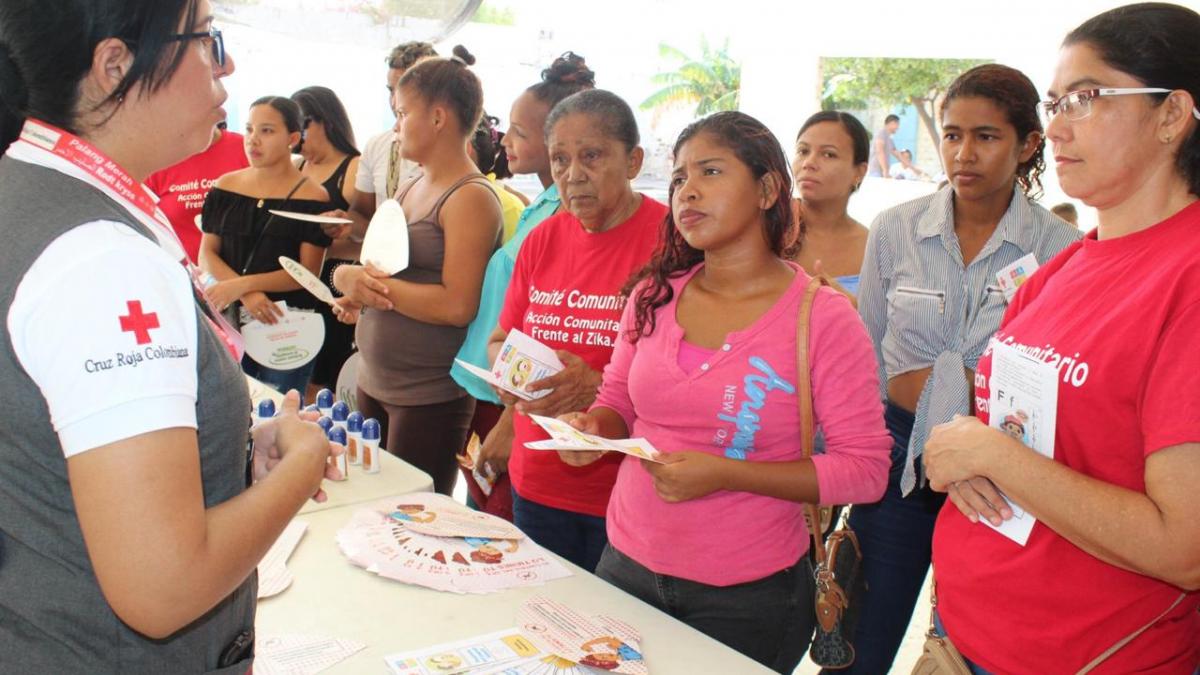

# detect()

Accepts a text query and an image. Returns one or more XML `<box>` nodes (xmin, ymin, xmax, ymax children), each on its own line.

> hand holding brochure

<box><xmin>983</xmin><ymin>339</ymin><xmax>1058</xmax><ymax>546</ymax></box>
<box><xmin>454</xmin><ymin>329</ymin><xmax>564</xmax><ymax>401</ymax></box>
<box><xmin>526</xmin><ymin>414</ymin><xmax>664</xmax><ymax>463</ymax></box>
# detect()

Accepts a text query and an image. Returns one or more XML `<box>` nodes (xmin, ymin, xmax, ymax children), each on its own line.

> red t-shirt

<box><xmin>933</xmin><ymin>201</ymin><xmax>1200</xmax><ymax>674</ymax></box>
<box><xmin>145</xmin><ymin>130</ymin><xmax>248</xmax><ymax>263</ymax></box>
<box><xmin>499</xmin><ymin>195</ymin><xmax>666</xmax><ymax>516</ymax></box>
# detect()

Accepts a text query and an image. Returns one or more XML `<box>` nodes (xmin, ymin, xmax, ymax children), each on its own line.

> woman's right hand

<box><xmin>555</xmin><ymin>411</ymin><xmax>608</xmax><ymax>467</ymax></box>
<box><xmin>251</xmin><ymin>390</ymin><xmax>343</xmax><ymax>501</ymax></box>
<box><xmin>333</xmin><ymin>297</ymin><xmax>362</xmax><ymax>324</ymax></box>
<box><xmin>242</xmin><ymin>291</ymin><xmax>284</xmax><ymax>325</ymax></box>
<box><xmin>333</xmin><ymin>263</ymin><xmax>393</xmax><ymax>311</ymax></box>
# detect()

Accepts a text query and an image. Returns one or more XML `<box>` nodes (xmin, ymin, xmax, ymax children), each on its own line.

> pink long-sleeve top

<box><xmin>593</xmin><ymin>263</ymin><xmax>891</xmax><ymax>586</ymax></box>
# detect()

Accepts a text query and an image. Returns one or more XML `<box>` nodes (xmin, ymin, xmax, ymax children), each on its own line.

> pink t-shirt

<box><xmin>594</xmin><ymin>263</ymin><xmax>891</xmax><ymax>586</ymax></box>
<box><xmin>499</xmin><ymin>195</ymin><xmax>666</xmax><ymax>517</ymax></box>
<box><xmin>933</xmin><ymin>201</ymin><xmax>1200</xmax><ymax>674</ymax></box>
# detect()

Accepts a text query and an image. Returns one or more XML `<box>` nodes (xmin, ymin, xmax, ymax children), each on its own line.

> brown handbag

<box><xmin>796</xmin><ymin>275</ymin><xmax>865</xmax><ymax>670</ymax></box>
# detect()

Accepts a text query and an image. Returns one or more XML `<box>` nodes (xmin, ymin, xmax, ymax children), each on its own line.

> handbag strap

<box><xmin>239</xmin><ymin>175</ymin><xmax>310</xmax><ymax>275</ymax></box>
<box><xmin>1075</xmin><ymin>592</ymin><xmax>1187</xmax><ymax>674</ymax></box>
<box><xmin>795</xmin><ymin>273</ymin><xmax>829</xmax><ymax>570</ymax></box>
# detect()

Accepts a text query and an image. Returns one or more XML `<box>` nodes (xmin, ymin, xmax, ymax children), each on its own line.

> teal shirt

<box><xmin>451</xmin><ymin>184</ymin><xmax>561</xmax><ymax>403</ymax></box>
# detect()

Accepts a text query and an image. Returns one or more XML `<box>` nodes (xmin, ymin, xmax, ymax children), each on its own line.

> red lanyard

<box><xmin>17</xmin><ymin>119</ymin><xmax>245</xmax><ymax>361</ymax></box>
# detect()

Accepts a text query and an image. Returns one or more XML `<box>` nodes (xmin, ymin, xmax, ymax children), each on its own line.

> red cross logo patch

<box><xmin>119</xmin><ymin>300</ymin><xmax>160</xmax><ymax>345</ymax></box>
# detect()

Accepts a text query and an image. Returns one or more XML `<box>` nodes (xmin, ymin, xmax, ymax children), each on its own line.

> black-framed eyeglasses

<box><xmin>169</xmin><ymin>27</ymin><xmax>225</xmax><ymax>69</ymax></box>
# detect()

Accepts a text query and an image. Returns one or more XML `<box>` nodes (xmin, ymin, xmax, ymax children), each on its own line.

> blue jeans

<box><xmin>826</xmin><ymin>402</ymin><xmax>946</xmax><ymax>675</ymax></box>
<box><xmin>932</xmin><ymin>611</ymin><xmax>994</xmax><ymax>675</ymax></box>
<box><xmin>596</xmin><ymin>544</ymin><xmax>814</xmax><ymax>674</ymax></box>
<box><xmin>242</xmin><ymin>353</ymin><xmax>316</xmax><ymax>399</ymax></box>
<box><xmin>511</xmin><ymin>489</ymin><xmax>607</xmax><ymax>572</ymax></box>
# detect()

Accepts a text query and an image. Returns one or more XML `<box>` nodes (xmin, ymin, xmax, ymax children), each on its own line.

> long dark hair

<box><xmin>626</xmin><ymin>111</ymin><xmax>795</xmax><ymax>341</ymax></box>
<box><xmin>942</xmin><ymin>64</ymin><xmax>1046</xmax><ymax>199</ymax></box>
<box><xmin>292</xmin><ymin>86</ymin><xmax>360</xmax><ymax>158</ymax></box>
<box><xmin>0</xmin><ymin>0</ymin><xmax>199</xmax><ymax>152</ymax></box>
<box><xmin>1065</xmin><ymin>3</ymin><xmax>1200</xmax><ymax>195</ymax></box>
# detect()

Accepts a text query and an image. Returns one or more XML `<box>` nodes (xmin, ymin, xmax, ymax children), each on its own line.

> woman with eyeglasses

<box><xmin>0</xmin><ymin>0</ymin><xmax>339</xmax><ymax>670</ymax></box>
<box><xmin>925</xmin><ymin>4</ymin><xmax>1200</xmax><ymax>673</ymax></box>
<box><xmin>844</xmin><ymin>63</ymin><xmax>1081</xmax><ymax>674</ymax></box>
<box><xmin>200</xmin><ymin>95</ymin><xmax>332</xmax><ymax>395</ymax></box>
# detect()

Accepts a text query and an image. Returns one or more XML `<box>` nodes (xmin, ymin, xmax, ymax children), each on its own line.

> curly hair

<box><xmin>942</xmin><ymin>64</ymin><xmax>1047</xmax><ymax>199</ymax></box>
<box><xmin>625</xmin><ymin>111</ymin><xmax>795</xmax><ymax>342</ymax></box>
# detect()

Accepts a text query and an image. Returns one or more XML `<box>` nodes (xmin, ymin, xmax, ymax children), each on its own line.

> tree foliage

<box><xmin>821</xmin><ymin>57</ymin><xmax>989</xmax><ymax>149</ymax></box>
<box><xmin>640</xmin><ymin>37</ymin><xmax>741</xmax><ymax>116</ymax></box>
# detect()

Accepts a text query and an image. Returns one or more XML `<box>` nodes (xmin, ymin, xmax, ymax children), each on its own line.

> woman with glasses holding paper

<box><xmin>199</xmin><ymin>95</ymin><xmax>332</xmax><ymax>395</ymax></box>
<box><xmin>0</xmin><ymin>1</ymin><xmax>339</xmax><ymax>670</ymax></box>
<box><xmin>486</xmin><ymin>89</ymin><xmax>666</xmax><ymax>572</ymax></box>
<box><xmin>925</xmin><ymin>4</ymin><xmax>1200</xmax><ymax>673</ymax></box>
<box><xmin>845</xmin><ymin>63</ymin><xmax>1082</xmax><ymax>674</ymax></box>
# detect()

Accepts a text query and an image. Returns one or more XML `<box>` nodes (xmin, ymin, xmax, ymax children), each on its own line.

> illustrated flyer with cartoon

<box><xmin>985</xmin><ymin>338</ymin><xmax>1059</xmax><ymax>546</ymax></box>
<box><xmin>454</xmin><ymin>329</ymin><xmax>563</xmax><ymax>401</ymax></box>
<box><xmin>516</xmin><ymin>597</ymin><xmax>647</xmax><ymax>675</ymax></box>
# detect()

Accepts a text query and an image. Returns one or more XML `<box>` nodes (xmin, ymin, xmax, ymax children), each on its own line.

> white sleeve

<box><xmin>7</xmin><ymin>221</ymin><xmax>200</xmax><ymax>458</ymax></box>
<box><xmin>356</xmin><ymin>131</ymin><xmax>389</xmax><ymax>195</ymax></box>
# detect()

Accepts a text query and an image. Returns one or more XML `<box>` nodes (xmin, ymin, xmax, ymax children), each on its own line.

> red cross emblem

<box><xmin>119</xmin><ymin>300</ymin><xmax>160</xmax><ymax>345</ymax></box>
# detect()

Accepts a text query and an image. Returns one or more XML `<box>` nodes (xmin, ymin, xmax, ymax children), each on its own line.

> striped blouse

<box><xmin>858</xmin><ymin>186</ymin><xmax>1081</xmax><ymax>493</ymax></box>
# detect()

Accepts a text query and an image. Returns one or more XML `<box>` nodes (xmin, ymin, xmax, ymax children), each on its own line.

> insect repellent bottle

<box><xmin>253</xmin><ymin>399</ymin><xmax>275</xmax><ymax>427</ymax></box>
<box><xmin>327</xmin><ymin>426</ymin><xmax>348</xmax><ymax>480</ymax></box>
<box><xmin>331</xmin><ymin>401</ymin><xmax>350</xmax><ymax>437</ymax></box>
<box><xmin>316</xmin><ymin>416</ymin><xmax>333</xmax><ymax>435</ymax></box>
<box><xmin>346</xmin><ymin>411</ymin><xmax>364</xmax><ymax>466</ymax></box>
<box><xmin>315</xmin><ymin>388</ymin><xmax>334</xmax><ymax>418</ymax></box>
<box><xmin>361</xmin><ymin>418</ymin><xmax>382</xmax><ymax>474</ymax></box>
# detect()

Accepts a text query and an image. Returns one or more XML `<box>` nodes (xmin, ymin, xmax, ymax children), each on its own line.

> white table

<box><xmin>299</xmin><ymin>452</ymin><xmax>434</xmax><ymax>514</ymax></box>
<box><xmin>257</xmin><ymin>499</ymin><xmax>775</xmax><ymax>674</ymax></box>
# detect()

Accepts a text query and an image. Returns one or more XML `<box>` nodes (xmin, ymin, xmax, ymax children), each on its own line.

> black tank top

<box><xmin>300</xmin><ymin>155</ymin><xmax>355</xmax><ymax>211</ymax></box>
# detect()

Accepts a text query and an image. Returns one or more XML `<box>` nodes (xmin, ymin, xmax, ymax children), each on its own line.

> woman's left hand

<box><xmin>205</xmin><ymin>277</ymin><xmax>246</xmax><ymax>312</ymax></box>
<box><xmin>516</xmin><ymin>351</ymin><xmax>602</xmax><ymax>417</ymax></box>
<box><xmin>642</xmin><ymin>451</ymin><xmax>729</xmax><ymax>503</ymax></box>
<box><xmin>923</xmin><ymin>415</ymin><xmax>1005</xmax><ymax>491</ymax></box>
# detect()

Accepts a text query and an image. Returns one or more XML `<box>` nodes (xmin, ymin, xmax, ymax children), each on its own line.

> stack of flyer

<box><xmin>384</xmin><ymin>597</ymin><xmax>647</xmax><ymax>675</ymax></box>
<box><xmin>335</xmin><ymin>493</ymin><xmax>571</xmax><ymax>594</ymax></box>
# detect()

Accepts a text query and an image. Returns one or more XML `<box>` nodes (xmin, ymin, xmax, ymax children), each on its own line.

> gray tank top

<box><xmin>0</xmin><ymin>156</ymin><xmax>256</xmax><ymax>673</ymax></box>
<box><xmin>356</xmin><ymin>173</ymin><xmax>501</xmax><ymax>405</ymax></box>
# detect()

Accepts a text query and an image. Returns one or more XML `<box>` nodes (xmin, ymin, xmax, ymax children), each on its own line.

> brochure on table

<box><xmin>384</xmin><ymin>597</ymin><xmax>645</xmax><ymax>675</ymax></box>
<box><xmin>336</xmin><ymin>495</ymin><xmax>570</xmax><ymax>594</ymax></box>
<box><xmin>454</xmin><ymin>329</ymin><xmax>564</xmax><ymax>401</ymax></box>
<box><xmin>984</xmin><ymin>338</ymin><xmax>1058</xmax><ymax>546</ymax></box>
<box><xmin>526</xmin><ymin>415</ymin><xmax>664</xmax><ymax>464</ymax></box>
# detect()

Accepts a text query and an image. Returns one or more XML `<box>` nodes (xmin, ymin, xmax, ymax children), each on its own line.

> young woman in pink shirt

<box><xmin>562</xmin><ymin>111</ymin><xmax>891</xmax><ymax>673</ymax></box>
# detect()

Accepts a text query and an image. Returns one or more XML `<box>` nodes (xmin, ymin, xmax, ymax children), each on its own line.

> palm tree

<box><xmin>641</xmin><ymin>37</ymin><xmax>741</xmax><ymax>116</ymax></box>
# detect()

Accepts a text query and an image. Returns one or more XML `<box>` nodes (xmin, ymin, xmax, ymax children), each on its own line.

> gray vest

<box><xmin>0</xmin><ymin>156</ymin><xmax>256</xmax><ymax>673</ymax></box>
